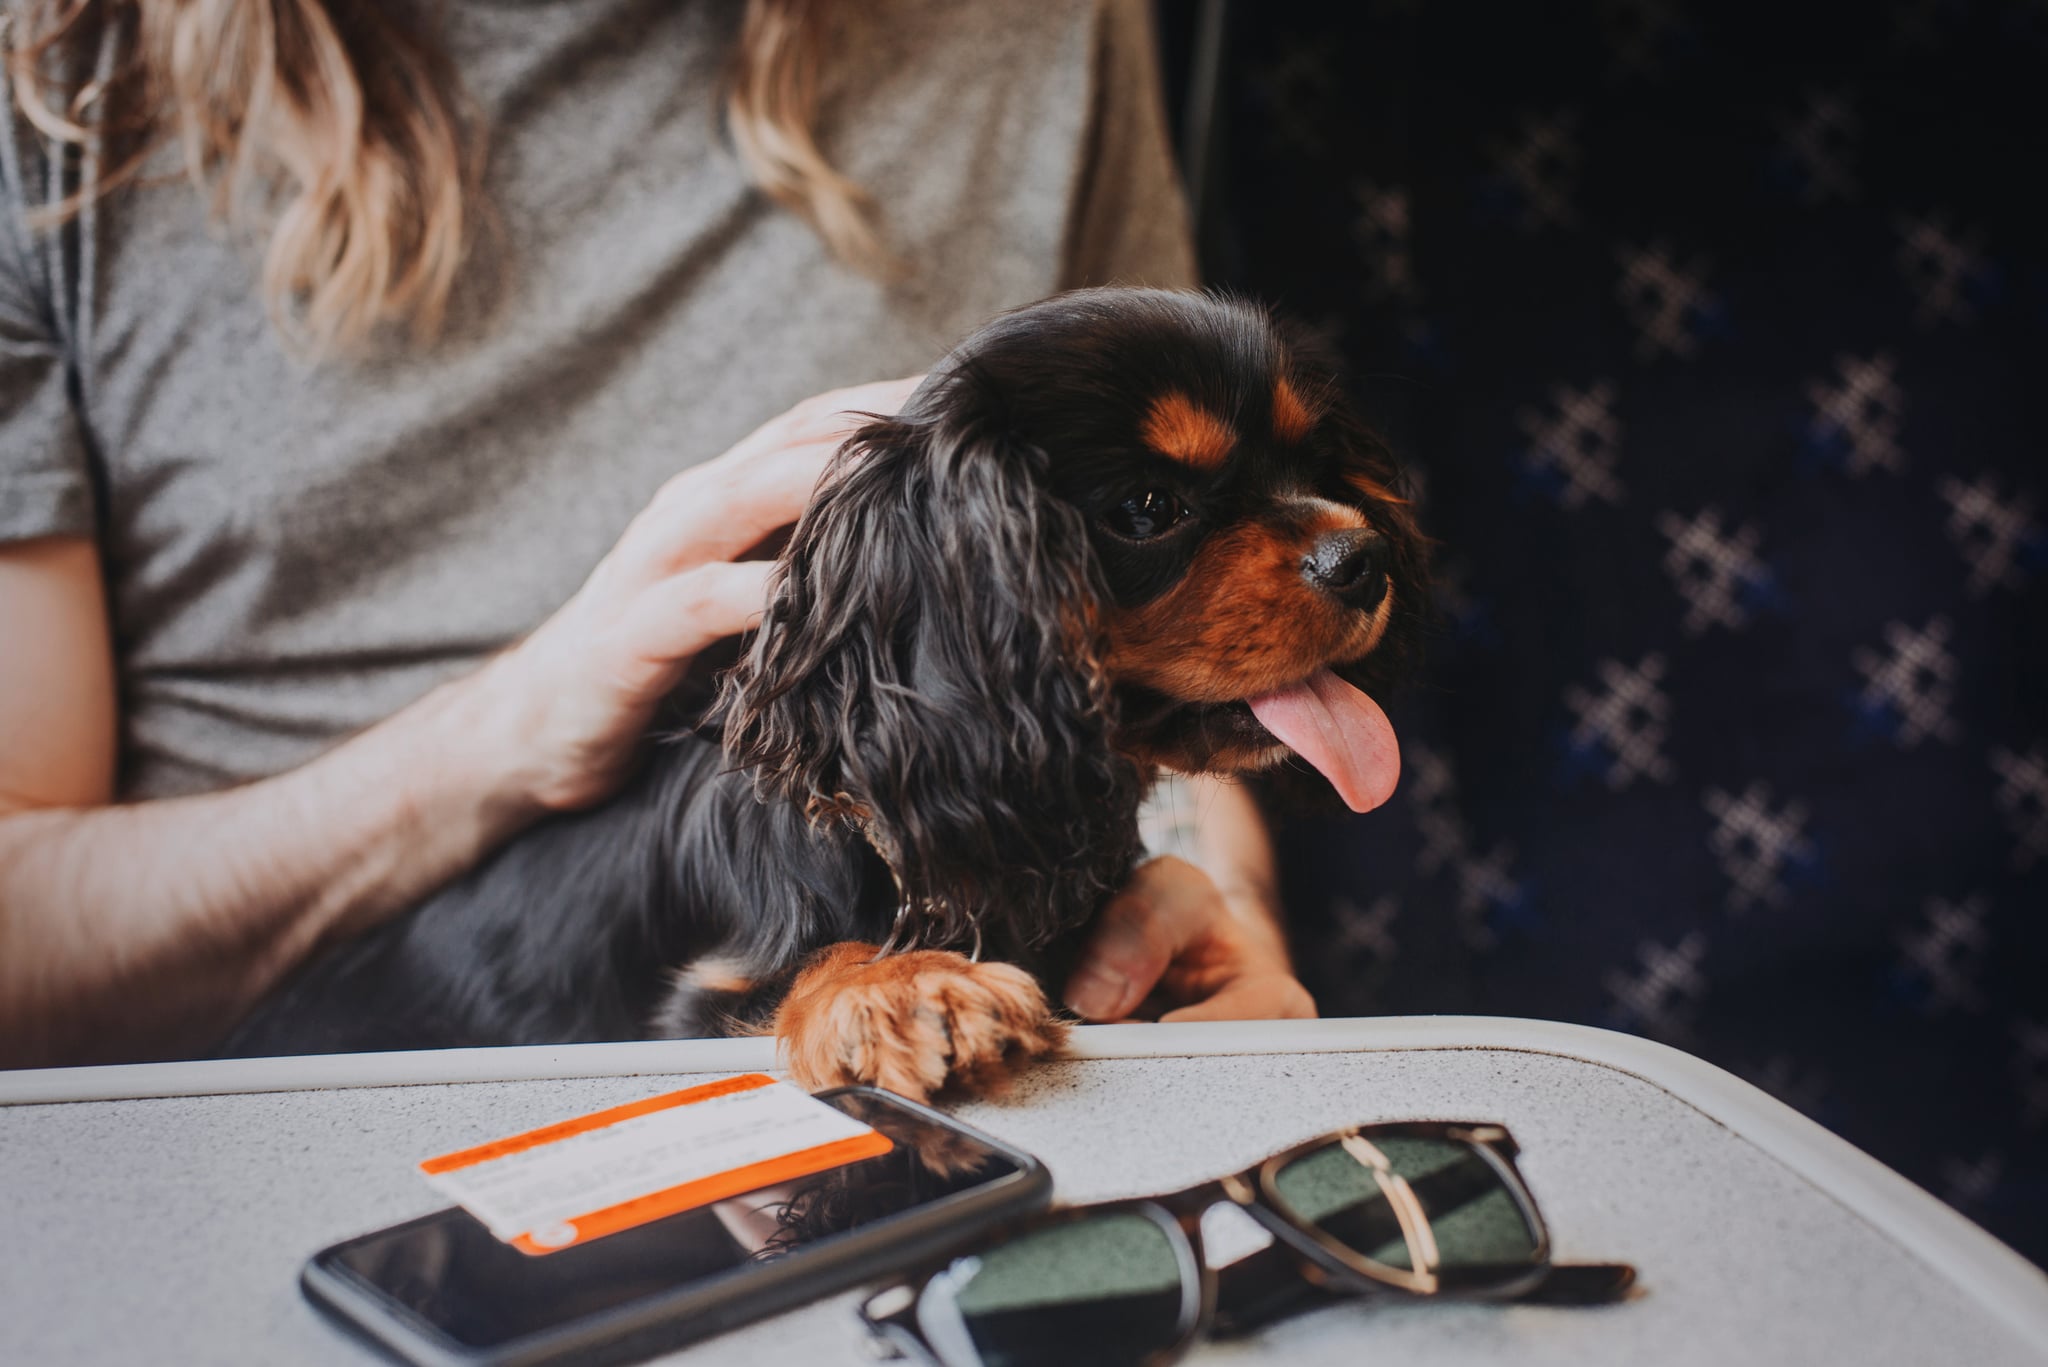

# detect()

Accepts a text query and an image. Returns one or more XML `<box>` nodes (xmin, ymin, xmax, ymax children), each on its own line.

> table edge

<box><xmin>6</xmin><ymin>1016</ymin><xmax>2044</xmax><ymax>1350</ymax></box>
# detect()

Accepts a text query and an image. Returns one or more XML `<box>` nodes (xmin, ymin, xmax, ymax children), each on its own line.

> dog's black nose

<box><xmin>1303</xmin><ymin>528</ymin><xmax>1388</xmax><ymax>609</ymax></box>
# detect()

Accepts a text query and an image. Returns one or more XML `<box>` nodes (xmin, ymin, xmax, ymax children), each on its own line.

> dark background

<box><xmin>1160</xmin><ymin>0</ymin><xmax>2048</xmax><ymax>1264</ymax></box>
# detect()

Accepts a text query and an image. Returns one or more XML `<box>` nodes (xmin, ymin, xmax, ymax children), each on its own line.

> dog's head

<box><xmin>720</xmin><ymin>289</ymin><xmax>1427</xmax><ymax>952</ymax></box>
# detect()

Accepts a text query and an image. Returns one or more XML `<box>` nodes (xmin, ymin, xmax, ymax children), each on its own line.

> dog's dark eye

<box><xmin>1105</xmin><ymin>490</ymin><xmax>1190</xmax><ymax>540</ymax></box>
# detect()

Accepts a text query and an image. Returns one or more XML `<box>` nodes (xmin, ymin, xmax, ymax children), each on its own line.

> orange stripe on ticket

<box><xmin>420</xmin><ymin>1073</ymin><xmax>777</xmax><ymax>1175</ymax></box>
<box><xmin>508</xmin><ymin>1129</ymin><xmax>897</xmax><ymax>1255</ymax></box>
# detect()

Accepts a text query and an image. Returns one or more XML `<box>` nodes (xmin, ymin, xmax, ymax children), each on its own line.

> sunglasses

<box><xmin>859</xmin><ymin>1121</ymin><xmax>1637</xmax><ymax>1367</ymax></box>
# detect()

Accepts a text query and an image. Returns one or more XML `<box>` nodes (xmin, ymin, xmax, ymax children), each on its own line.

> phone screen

<box><xmin>317</xmin><ymin>1090</ymin><xmax>1029</xmax><ymax>1351</ymax></box>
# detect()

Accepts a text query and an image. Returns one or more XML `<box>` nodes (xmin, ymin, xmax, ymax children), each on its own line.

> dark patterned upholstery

<box><xmin>1168</xmin><ymin>0</ymin><xmax>2048</xmax><ymax>1264</ymax></box>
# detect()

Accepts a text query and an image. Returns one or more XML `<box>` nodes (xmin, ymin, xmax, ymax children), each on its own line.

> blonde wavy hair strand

<box><xmin>4</xmin><ymin>0</ymin><xmax>886</xmax><ymax>356</ymax></box>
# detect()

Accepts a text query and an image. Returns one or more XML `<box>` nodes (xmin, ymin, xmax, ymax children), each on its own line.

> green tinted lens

<box><xmin>1273</xmin><ymin>1135</ymin><xmax>1538</xmax><ymax>1275</ymax></box>
<box><xmin>933</xmin><ymin>1211</ymin><xmax>1191</xmax><ymax>1367</ymax></box>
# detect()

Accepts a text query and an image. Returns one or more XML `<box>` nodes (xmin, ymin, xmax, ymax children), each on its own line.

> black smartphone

<box><xmin>301</xmin><ymin>1086</ymin><xmax>1051</xmax><ymax>1367</ymax></box>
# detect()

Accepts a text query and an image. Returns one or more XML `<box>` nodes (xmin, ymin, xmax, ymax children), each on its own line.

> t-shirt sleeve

<box><xmin>0</xmin><ymin>222</ymin><xmax>95</xmax><ymax>544</ymax></box>
<box><xmin>1060</xmin><ymin>0</ymin><xmax>1199</xmax><ymax>291</ymax></box>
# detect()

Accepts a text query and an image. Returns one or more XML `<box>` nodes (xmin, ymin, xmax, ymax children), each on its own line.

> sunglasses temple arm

<box><xmin>1210</xmin><ymin>1251</ymin><xmax>1639</xmax><ymax>1338</ymax></box>
<box><xmin>1514</xmin><ymin>1262</ymin><xmax>1639</xmax><ymax>1304</ymax></box>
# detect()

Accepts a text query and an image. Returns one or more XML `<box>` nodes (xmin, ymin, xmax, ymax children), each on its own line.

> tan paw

<box><xmin>772</xmin><ymin>942</ymin><xmax>1069</xmax><ymax>1102</ymax></box>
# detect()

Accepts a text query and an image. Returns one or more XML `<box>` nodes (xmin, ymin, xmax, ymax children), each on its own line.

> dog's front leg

<box><xmin>772</xmin><ymin>942</ymin><xmax>1069</xmax><ymax>1101</ymax></box>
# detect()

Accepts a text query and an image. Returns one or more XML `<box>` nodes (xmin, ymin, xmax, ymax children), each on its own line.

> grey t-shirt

<box><xmin>0</xmin><ymin>0</ymin><xmax>1195</xmax><ymax>800</ymax></box>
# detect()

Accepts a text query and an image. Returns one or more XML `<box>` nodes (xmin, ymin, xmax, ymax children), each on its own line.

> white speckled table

<box><xmin>2</xmin><ymin>1018</ymin><xmax>2043</xmax><ymax>1366</ymax></box>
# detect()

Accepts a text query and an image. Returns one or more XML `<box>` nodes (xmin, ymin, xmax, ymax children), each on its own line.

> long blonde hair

<box><xmin>3</xmin><ymin>0</ymin><xmax>887</xmax><ymax>354</ymax></box>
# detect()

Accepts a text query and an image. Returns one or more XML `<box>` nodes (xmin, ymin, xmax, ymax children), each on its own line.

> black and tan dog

<box><xmin>225</xmin><ymin>288</ymin><xmax>1427</xmax><ymax>1099</ymax></box>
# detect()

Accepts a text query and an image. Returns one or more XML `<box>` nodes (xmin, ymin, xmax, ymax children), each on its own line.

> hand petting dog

<box><xmin>473</xmin><ymin>376</ymin><xmax>924</xmax><ymax>815</ymax></box>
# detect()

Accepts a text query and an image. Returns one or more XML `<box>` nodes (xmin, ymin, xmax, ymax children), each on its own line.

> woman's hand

<box><xmin>1063</xmin><ymin>855</ymin><xmax>1318</xmax><ymax>1023</ymax></box>
<box><xmin>469</xmin><ymin>376</ymin><xmax>922</xmax><ymax>813</ymax></box>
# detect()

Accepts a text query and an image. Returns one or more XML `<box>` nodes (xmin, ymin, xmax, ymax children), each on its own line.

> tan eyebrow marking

<box><xmin>1272</xmin><ymin>376</ymin><xmax>1317</xmax><ymax>443</ymax></box>
<box><xmin>1344</xmin><ymin>469</ymin><xmax>1412</xmax><ymax>508</ymax></box>
<box><xmin>1142</xmin><ymin>390</ymin><xmax>1236</xmax><ymax>468</ymax></box>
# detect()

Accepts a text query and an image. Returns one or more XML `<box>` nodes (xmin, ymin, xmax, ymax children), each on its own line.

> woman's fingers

<box><xmin>494</xmin><ymin>377</ymin><xmax>924</xmax><ymax>812</ymax></box>
<box><xmin>600</xmin><ymin>560</ymin><xmax>778</xmax><ymax>703</ymax></box>
<box><xmin>1065</xmin><ymin>855</ymin><xmax>1316</xmax><ymax>1024</ymax></box>
<box><xmin>1063</xmin><ymin>899</ymin><xmax>1172</xmax><ymax>1021</ymax></box>
<box><xmin>1159</xmin><ymin>973</ymin><xmax>1318</xmax><ymax>1023</ymax></box>
<box><xmin>1063</xmin><ymin>857</ymin><xmax>1215</xmax><ymax>1020</ymax></box>
<box><xmin>777</xmin><ymin>375</ymin><xmax>924</xmax><ymax>434</ymax></box>
<box><xmin>618</xmin><ymin>376</ymin><xmax>925</xmax><ymax>583</ymax></box>
<box><xmin>606</xmin><ymin>441</ymin><xmax>829</xmax><ymax>585</ymax></box>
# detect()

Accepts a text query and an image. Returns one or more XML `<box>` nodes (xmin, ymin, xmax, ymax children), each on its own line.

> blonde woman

<box><xmin>0</xmin><ymin>0</ymin><xmax>1312</xmax><ymax>1065</ymax></box>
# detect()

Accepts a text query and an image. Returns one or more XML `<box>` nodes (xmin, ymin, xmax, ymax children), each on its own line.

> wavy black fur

<box><xmin>717</xmin><ymin>386</ymin><xmax>1145</xmax><ymax>961</ymax></box>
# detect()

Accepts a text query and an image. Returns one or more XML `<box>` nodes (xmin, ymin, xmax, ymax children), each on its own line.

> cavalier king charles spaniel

<box><xmin>225</xmin><ymin>288</ymin><xmax>1427</xmax><ymax>1099</ymax></box>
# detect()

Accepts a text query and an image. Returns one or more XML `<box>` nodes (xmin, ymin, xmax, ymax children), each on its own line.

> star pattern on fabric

<box><xmin>1805</xmin><ymin>353</ymin><xmax>1907</xmax><ymax>475</ymax></box>
<box><xmin>1938</xmin><ymin>473</ymin><xmax>2040</xmax><ymax>598</ymax></box>
<box><xmin>1893</xmin><ymin>894</ymin><xmax>1989</xmax><ymax>1015</ymax></box>
<box><xmin>1450</xmin><ymin>842</ymin><xmax>1524</xmax><ymax>949</ymax></box>
<box><xmin>1937</xmin><ymin>1151</ymin><xmax>2005</xmax><ymax>1211</ymax></box>
<box><xmin>1331</xmin><ymin>896</ymin><xmax>1400</xmax><ymax>962</ymax></box>
<box><xmin>1851</xmin><ymin>616</ymin><xmax>1961</xmax><ymax>749</ymax></box>
<box><xmin>1402</xmin><ymin>741</ymin><xmax>1526</xmax><ymax>948</ymax></box>
<box><xmin>1774</xmin><ymin>89</ymin><xmax>1860</xmax><ymax>205</ymax></box>
<box><xmin>1657</xmin><ymin>507</ymin><xmax>1777</xmax><ymax>635</ymax></box>
<box><xmin>1598</xmin><ymin>0</ymin><xmax>1692</xmax><ymax>80</ymax></box>
<box><xmin>1602</xmin><ymin>932</ymin><xmax>1709</xmax><ymax>1039</ymax></box>
<box><xmin>1703</xmin><ymin>783</ymin><xmax>1816</xmax><ymax>912</ymax></box>
<box><xmin>1350</xmin><ymin>180</ymin><xmax>1418</xmax><ymax>304</ymax></box>
<box><xmin>1518</xmin><ymin>379</ymin><xmax>1624</xmax><ymax>507</ymax></box>
<box><xmin>1564</xmin><ymin>653</ymin><xmax>1677</xmax><ymax>788</ymax></box>
<box><xmin>1744</xmin><ymin>1055</ymin><xmax>1832</xmax><ymax>1119</ymax></box>
<box><xmin>1989</xmin><ymin>744</ymin><xmax>2048</xmax><ymax>871</ymax></box>
<box><xmin>2013</xmin><ymin>1021</ymin><xmax>2048</xmax><ymax>1130</ymax></box>
<box><xmin>1895</xmin><ymin>212</ymin><xmax>1989</xmax><ymax>326</ymax></box>
<box><xmin>1615</xmin><ymin>241</ymin><xmax>1717</xmax><ymax>362</ymax></box>
<box><xmin>1484</xmin><ymin>111</ymin><xmax>1582</xmax><ymax>230</ymax></box>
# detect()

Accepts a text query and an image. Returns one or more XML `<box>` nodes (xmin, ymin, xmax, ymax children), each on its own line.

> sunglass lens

<box><xmin>925</xmin><ymin>1210</ymin><xmax>1193</xmax><ymax>1367</ymax></box>
<box><xmin>1272</xmin><ymin>1136</ymin><xmax>1539</xmax><ymax>1276</ymax></box>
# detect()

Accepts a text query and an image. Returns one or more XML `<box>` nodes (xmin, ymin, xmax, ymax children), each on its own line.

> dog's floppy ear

<box><xmin>717</xmin><ymin>389</ymin><xmax>1145</xmax><ymax>953</ymax></box>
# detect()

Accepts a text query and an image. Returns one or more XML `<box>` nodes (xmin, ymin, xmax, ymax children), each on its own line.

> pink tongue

<box><xmin>1247</xmin><ymin>670</ymin><xmax>1401</xmax><ymax>813</ymax></box>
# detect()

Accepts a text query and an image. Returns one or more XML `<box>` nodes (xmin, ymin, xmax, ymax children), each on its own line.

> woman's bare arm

<box><xmin>0</xmin><ymin>379</ymin><xmax>919</xmax><ymax>1067</ymax></box>
<box><xmin>0</xmin><ymin>554</ymin><xmax>549</xmax><ymax>1062</ymax></box>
